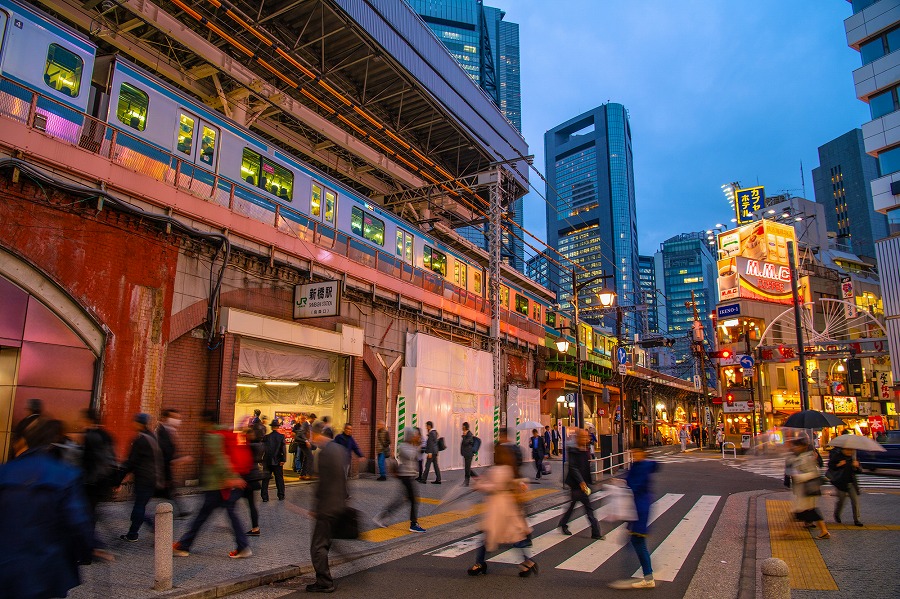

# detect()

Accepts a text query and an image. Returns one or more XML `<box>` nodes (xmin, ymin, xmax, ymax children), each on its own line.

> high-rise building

<box><xmin>845</xmin><ymin>1</ymin><xmax>900</xmax><ymax>389</ymax></box>
<box><xmin>638</xmin><ymin>254</ymin><xmax>666</xmax><ymax>335</ymax></box>
<box><xmin>656</xmin><ymin>232</ymin><xmax>717</xmax><ymax>382</ymax></box>
<box><xmin>408</xmin><ymin>0</ymin><xmax>524</xmax><ymax>271</ymax></box>
<box><xmin>544</xmin><ymin>103</ymin><xmax>640</xmax><ymax>338</ymax></box>
<box><xmin>812</xmin><ymin>129</ymin><xmax>887</xmax><ymax>261</ymax></box>
<box><xmin>526</xmin><ymin>254</ymin><xmax>550</xmax><ymax>289</ymax></box>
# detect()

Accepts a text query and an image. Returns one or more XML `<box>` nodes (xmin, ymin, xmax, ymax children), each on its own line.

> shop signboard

<box><xmin>734</xmin><ymin>186</ymin><xmax>765</xmax><ymax>225</ymax></box>
<box><xmin>294</xmin><ymin>280</ymin><xmax>341</xmax><ymax>318</ymax></box>
<box><xmin>824</xmin><ymin>395</ymin><xmax>858</xmax><ymax>415</ymax></box>
<box><xmin>723</xmin><ymin>400</ymin><xmax>752</xmax><ymax>413</ymax></box>
<box><xmin>772</xmin><ymin>393</ymin><xmax>801</xmax><ymax>412</ymax></box>
<box><xmin>869</xmin><ymin>415</ymin><xmax>886</xmax><ymax>434</ymax></box>
<box><xmin>716</xmin><ymin>221</ymin><xmax>797</xmax><ymax>305</ymax></box>
<box><xmin>840</xmin><ymin>276</ymin><xmax>857</xmax><ymax>319</ymax></box>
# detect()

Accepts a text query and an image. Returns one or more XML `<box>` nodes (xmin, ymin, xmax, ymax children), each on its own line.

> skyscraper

<box><xmin>407</xmin><ymin>0</ymin><xmax>525</xmax><ymax>271</ymax></box>
<box><xmin>545</xmin><ymin>103</ymin><xmax>640</xmax><ymax>338</ymax></box>
<box><xmin>845</xmin><ymin>1</ymin><xmax>900</xmax><ymax>390</ymax></box>
<box><xmin>639</xmin><ymin>254</ymin><xmax>666</xmax><ymax>335</ymax></box>
<box><xmin>812</xmin><ymin>129</ymin><xmax>887</xmax><ymax>261</ymax></box>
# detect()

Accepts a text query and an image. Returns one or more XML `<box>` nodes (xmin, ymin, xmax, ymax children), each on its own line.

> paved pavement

<box><xmin>70</xmin><ymin>448</ymin><xmax>900</xmax><ymax>598</ymax></box>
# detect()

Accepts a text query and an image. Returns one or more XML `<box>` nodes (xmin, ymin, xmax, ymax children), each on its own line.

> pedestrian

<box><xmin>467</xmin><ymin>441</ymin><xmax>536</xmax><ymax>577</ymax></box>
<box><xmin>79</xmin><ymin>408</ymin><xmax>117</xmax><ymax>560</ymax></box>
<box><xmin>551</xmin><ymin>425</ymin><xmax>560</xmax><ymax>455</ymax></box>
<box><xmin>375</xmin><ymin>420</ymin><xmax>391</xmax><ymax>481</ymax></box>
<box><xmin>301</xmin><ymin>414</ymin><xmax>315</xmax><ymax>478</ymax></box>
<box><xmin>715</xmin><ymin>428</ymin><xmax>725</xmax><ymax>450</ymax></box>
<box><xmin>172</xmin><ymin>410</ymin><xmax>252</xmax><ymax>559</ymax></box>
<box><xmin>690</xmin><ymin>426</ymin><xmax>700</xmax><ymax>447</ymax></box>
<box><xmin>543</xmin><ymin>426</ymin><xmax>552</xmax><ymax>458</ymax></box>
<box><xmin>419</xmin><ymin>421</ymin><xmax>441</xmax><ymax>484</ymax></box>
<box><xmin>116</xmin><ymin>413</ymin><xmax>165</xmax><ymax>543</ymax></box>
<box><xmin>460</xmin><ymin>421</ymin><xmax>478</xmax><ymax>486</ymax></box>
<box><xmin>0</xmin><ymin>418</ymin><xmax>93</xmax><ymax>599</ymax></box>
<box><xmin>609</xmin><ymin>444</ymin><xmax>659</xmax><ymax>589</ymax></box>
<box><xmin>9</xmin><ymin>397</ymin><xmax>44</xmax><ymax>460</ymax></box>
<box><xmin>156</xmin><ymin>408</ymin><xmax>191</xmax><ymax>518</ymax></box>
<box><xmin>530</xmin><ymin>428</ymin><xmax>546</xmax><ymax>481</ymax></box>
<box><xmin>559</xmin><ymin>428</ymin><xmax>602</xmax><ymax>539</ymax></box>
<box><xmin>827</xmin><ymin>445</ymin><xmax>862</xmax><ymax>526</ymax></box>
<box><xmin>242</xmin><ymin>421</ymin><xmax>267</xmax><ymax>537</ymax></box>
<box><xmin>292</xmin><ymin>414</ymin><xmax>309</xmax><ymax>476</ymax></box>
<box><xmin>374</xmin><ymin>427</ymin><xmax>427</xmax><ymax>533</ymax></box>
<box><xmin>417</xmin><ymin>426</ymin><xmax>426</xmax><ymax>481</ymax></box>
<box><xmin>334</xmin><ymin>423</ymin><xmax>364</xmax><ymax>476</ymax></box>
<box><xmin>787</xmin><ymin>437</ymin><xmax>829</xmax><ymax>539</ymax></box>
<box><xmin>249</xmin><ymin>409</ymin><xmax>266</xmax><ymax>442</ymax></box>
<box><xmin>307</xmin><ymin>420</ymin><xmax>348</xmax><ymax>593</ymax></box>
<box><xmin>678</xmin><ymin>426</ymin><xmax>688</xmax><ymax>452</ymax></box>
<box><xmin>261</xmin><ymin>418</ymin><xmax>286</xmax><ymax>502</ymax></box>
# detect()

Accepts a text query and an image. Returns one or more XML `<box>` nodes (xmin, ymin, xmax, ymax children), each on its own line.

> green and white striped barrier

<box><xmin>493</xmin><ymin>406</ymin><xmax>500</xmax><ymax>442</ymax></box>
<box><xmin>396</xmin><ymin>395</ymin><xmax>405</xmax><ymax>455</ymax></box>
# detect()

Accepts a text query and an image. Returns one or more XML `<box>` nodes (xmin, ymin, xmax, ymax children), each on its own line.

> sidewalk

<box><xmin>71</xmin><ymin>465</ymin><xmax>566</xmax><ymax>599</ymax></box>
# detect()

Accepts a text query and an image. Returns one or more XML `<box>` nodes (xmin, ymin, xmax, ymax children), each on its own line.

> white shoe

<box><xmin>632</xmin><ymin>577</ymin><xmax>655</xmax><ymax>589</ymax></box>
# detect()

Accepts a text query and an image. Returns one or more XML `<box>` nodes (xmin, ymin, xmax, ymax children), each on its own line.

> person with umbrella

<box><xmin>826</xmin><ymin>432</ymin><xmax>884</xmax><ymax>526</ymax></box>
<box><xmin>787</xmin><ymin>437</ymin><xmax>830</xmax><ymax>539</ymax></box>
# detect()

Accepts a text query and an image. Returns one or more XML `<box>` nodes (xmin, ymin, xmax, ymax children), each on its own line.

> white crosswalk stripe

<box><xmin>725</xmin><ymin>456</ymin><xmax>900</xmax><ymax>489</ymax></box>
<box><xmin>426</xmin><ymin>492</ymin><xmax>722</xmax><ymax>581</ymax></box>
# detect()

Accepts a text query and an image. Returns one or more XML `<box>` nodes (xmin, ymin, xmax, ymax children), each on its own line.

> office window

<box><xmin>878</xmin><ymin>145</ymin><xmax>900</xmax><ymax>176</ymax></box>
<box><xmin>44</xmin><ymin>44</ymin><xmax>83</xmax><ymax>97</ymax></box>
<box><xmin>870</xmin><ymin>86</ymin><xmax>899</xmax><ymax>119</ymax></box>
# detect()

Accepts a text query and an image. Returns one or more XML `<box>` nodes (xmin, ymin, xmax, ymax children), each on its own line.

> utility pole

<box><xmin>687</xmin><ymin>290</ymin><xmax>710</xmax><ymax>450</ymax></box>
<box><xmin>571</xmin><ymin>268</ymin><xmax>584</xmax><ymax>429</ymax></box>
<box><xmin>616</xmin><ymin>306</ymin><xmax>626</xmax><ymax>454</ymax></box>
<box><xmin>787</xmin><ymin>241</ymin><xmax>810</xmax><ymax>411</ymax></box>
<box><xmin>488</xmin><ymin>165</ymin><xmax>503</xmax><ymax>439</ymax></box>
<box><xmin>745</xmin><ymin>328</ymin><xmax>757</xmax><ymax>444</ymax></box>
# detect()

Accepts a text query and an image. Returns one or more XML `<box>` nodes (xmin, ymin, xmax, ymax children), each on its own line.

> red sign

<box><xmin>712</xmin><ymin>397</ymin><xmax>723</xmax><ymax>405</ymax></box>
<box><xmin>868</xmin><ymin>415</ymin><xmax>886</xmax><ymax>434</ymax></box>
<box><xmin>747</xmin><ymin>400</ymin><xmax>754</xmax><ymax>408</ymax></box>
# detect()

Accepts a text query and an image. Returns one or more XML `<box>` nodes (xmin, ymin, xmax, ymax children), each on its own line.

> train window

<box><xmin>473</xmin><ymin>271</ymin><xmax>482</xmax><ymax>294</ymax></box>
<box><xmin>200</xmin><ymin>126</ymin><xmax>217</xmax><ymax>166</ymax></box>
<box><xmin>350</xmin><ymin>206</ymin><xmax>385</xmax><ymax>245</ymax></box>
<box><xmin>423</xmin><ymin>246</ymin><xmax>447</xmax><ymax>277</ymax></box>
<box><xmin>532</xmin><ymin>302</ymin><xmax>541</xmax><ymax>322</ymax></box>
<box><xmin>311</xmin><ymin>184</ymin><xmax>322</xmax><ymax>217</ymax></box>
<box><xmin>177</xmin><ymin>114</ymin><xmax>195</xmax><ymax>155</ymax></box>
<box><xmin>261</xmin><ymin>159</ymin><xmax>293</xmax><ymax>201</ymax></box>
<box><xmin>396</xmin><ymin>230</ymin><xmax>414</xmax><ymax>263</ymax></box>
<box><xmin>241</xmin><ymin>148</ymin><xmax>261</xmax><ymax>186</ymax></box>
<box><xmin>324</xmin><ymin>190</ymin><xmax>336</xmax><ymax>223</ymax></box>
<box><xmin>545</xmin><ymin>311</ymin><xmax>556</xmax><ymax>328</ymax></box>
<box><xmin>43</xmin><ymin>44</ymin><xmax>83</xmax><ymax>98</ymax></box>
<box><xmin>116</xmin><ymin>83</ymin><xmax>149</xmax><ymax>131</ymax></box>
<box><xmin>515</xmin><ymin>294</ymin><xmax>529</xmax><ymax>316</ymax></box>
<box><xmin>454</xmin><ymin>262</ymin><xmax>467</xmax><ymax>288</ymax></box>
<box><xmin>500</xmin><ymin>286</ymin><xmax>509</xmax><ymax>309</ymax></box>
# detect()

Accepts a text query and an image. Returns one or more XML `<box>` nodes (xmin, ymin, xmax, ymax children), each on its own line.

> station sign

<box><xmin>293</xmin><ymin>280</ymin><xmax>341</xmax><ymax>318</ymax></box>
<box><xmin>716</xmin><ymin>221</ymin><xmax>797</xmax><ymax>305</ymax></box>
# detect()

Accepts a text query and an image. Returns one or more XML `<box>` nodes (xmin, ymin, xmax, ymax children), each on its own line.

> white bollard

<box><xmin>153</xmin><ymin>502</ymin><xmax>173</xmax><ymax>591</ymax></box>
<box><xmin>761</xmin><ymin>557</ymin><xmax>790</xmax><ymax>599</ymax></box>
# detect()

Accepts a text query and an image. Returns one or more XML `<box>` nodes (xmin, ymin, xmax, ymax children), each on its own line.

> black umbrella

<box><xmin>783</xmin><ymin>409</ymin><xmax>843</xmax><ymax>429</ymax></box>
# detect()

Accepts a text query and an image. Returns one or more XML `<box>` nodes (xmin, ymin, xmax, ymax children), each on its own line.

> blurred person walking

<box><xmin>530</xmin><ymin>428</ymin><xmax>546</xmax><ymax>481</ymax></box>
<box><xmin>156</xmin><ymin>408</ymin><xmax>191</xmax><ymax>518</ymax></box>
<box><xmin>788</xmin><ymin>437</ymin><xmax>830</xmax><ymax>539</ymax></box>
<box><xmin>116</xmin><ymin>413</ymin><xmax>164</xmax><ymax>542</ymax></box>
<box><xmin>375</xmin><ymin>421</ymin><xmax>391</xmax><ymax>481</ymax></box>
<box><xmin>334</xmin><ymin>423</ymin><xmax>364</xmax><ymax>477</ymax></box>
<box><xmin>242</xmin><ymin>421</ymin><xmax>267</xmax><ymax>536</ymax></box>
<box><xmin>678</xmin><ymin>426</ymin><xmax>688</xmax><ymax>452</ymax></box>
<box><xmin>559</xmin><ymin>428</ymin><xmax>602</xmax><ymax>539</ymax></box>
<box><xmin>374</xmin><ymin>427</ymin><xmax>426</xmax><ymax>533</ymax></box>
<box><xmin>0</xmin><ymin>419</ymin><xmax>93</xmax><ymax>599</ymax></box>
<box><xmin>307</xmin><ymin>421</ymin><xmax>347</xmax><ymax>593</ymax></box>
<box><xmin>419</xmin><ymin>421</ymin><xmax>441</xmax><ymax>484</ymax></box>
<box><xmin>460</xmin><ymin>422</ymin><xmax>478</xmax><ymax>486</ymax></box>
<box><xmin>261</xmin><ymin>419</ymin><xmax>286</xmax><ymax>501</ymax></box>
<box><xmin>80</xmin><ymin>408</ymin><xmax>117</xmax><ymax>559</ymax></box>
<box><xmin>172</xmin><ymin>410</ymin><xmax>251</xmax><ymax>559</ymax></box>
<box><xmin>609</xmin><ymin>445</ymin><xmax>659</xmax><ymax>589</ymax></box>
<box><xmin>827</xmin><ymin>444</ymin><xmax>863</xmax><ymax>526</ymax></box>
<box><xmin>466</xmin><ymin>441</ymin><xmax>536</xmax><ymax>577</ymax></box>
<box><xmin>9</xmin><ymin>397</ymin><xmax>43</xmax><ymax>460</ymax></box>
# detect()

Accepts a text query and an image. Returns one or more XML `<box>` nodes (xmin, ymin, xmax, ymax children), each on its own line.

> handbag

<box><xmin>804</xmin><ymin>476</ymin><xmax>824</xmax><ymax>497</ymax></box>
<box><xmin>288</xmin><ymin>440</ymin><xmax>298</xmax><ymax>453</ymax></box>
<box><xmin>604</xmin><ymin>483</ymin><xmax>637</xmax><ymax>521</ymax></box>
<box><xmin>332</xmin><ymin>507</ymin><xmax>360</xmax><ymax>540</ymax></box>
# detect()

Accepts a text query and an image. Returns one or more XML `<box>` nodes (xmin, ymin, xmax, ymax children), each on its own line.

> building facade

<box><xmin>639</xmin><ymin>254</ymin><xmax>665</xmax><ymax>335</ymax></box>
<box><xmin>812</xmin><ymin>129</ymin><xmax>887</xmax><ymax>261</ymax></box>
<box><xmin>544</xmin><ymin>103</ymin><xmax>640</xmax><ymax>338</ymax></box>
<box><xmin>408</xmin><ymin>0</ymin><xmax>525</xmax><ymax>271</ymax></box>
<box><xmin>845</xmin><ymin>0</ymin><xmax>900</xmax><ymax>390</ymax></box>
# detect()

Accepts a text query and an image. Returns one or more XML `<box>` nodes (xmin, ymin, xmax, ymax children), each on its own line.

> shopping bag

<box><xmin>603</xmin><ymin>483</ymin><xmax>637</xmax><ymax>522</ymax></box>
<box><xmin>332</xmin><ymin>507</ymin><xmax>360</xmax><ymax>539</ymax></box>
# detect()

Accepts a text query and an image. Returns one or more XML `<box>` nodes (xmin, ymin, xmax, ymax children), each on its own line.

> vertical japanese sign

<box><xmin>840</xmin><ymin>276</ymin><xmax>857</xmax><ymax>319</ymax></box>
<box><xmin>734</xmin><ymin>186</ymin><xmax>765</xmax><ymax>225</ymax></box>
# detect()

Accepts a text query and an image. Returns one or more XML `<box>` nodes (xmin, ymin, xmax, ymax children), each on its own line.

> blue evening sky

<box><xmin>505</xmin><ymin>0</ymin><xmax>870</xmax><ymax>256</ymax></box>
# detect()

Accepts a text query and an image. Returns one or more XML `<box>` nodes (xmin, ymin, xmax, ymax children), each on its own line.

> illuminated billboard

<box><xmin>716</xmin><ymin>221</ymin><xmax>797</xmax><ymax>305</ymax></box>
<box><xmin>734</xmin><ymin>186</ymin><xmax>765</xmax><ymax>225</ymax></box>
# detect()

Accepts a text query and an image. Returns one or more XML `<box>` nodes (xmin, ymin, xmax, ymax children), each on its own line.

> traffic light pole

<box><xmin>745</xmin><ymin>329</ymin><xmax>757</xmax><ymax>446</ymax></box>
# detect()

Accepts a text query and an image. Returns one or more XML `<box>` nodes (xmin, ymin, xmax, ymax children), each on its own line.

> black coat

<box><xmin>156</xmin><ymin>424</ymin><xmax>177</xmax><ymax>483</ymax></box>
<box><xmin>460</xmin><ymin>431</ymin><xmax>475</xmax><ymax>458</ymax></box>
<box><xmin>827</xmin><ymin>448</ymin><xmax>859</xmax><ymax>492</ymax></box>
<box><xmin>119</xmin><ymin>430</ymin><xmax>162</xmax><ymax>491</ymax></box>
<box><xmin>530</xmin><ymin>435</ymin><xmax>546</xmax><ymax>459</ymax></box>
<box><xmin>263</xmin><ymin>430</ymin><xmax>287</xmax><ymax>467</ymax></box>
<box><xmin>565</xmin><ymin>447</ymin><xmax>592</xmax><ymax>497</ymax></box>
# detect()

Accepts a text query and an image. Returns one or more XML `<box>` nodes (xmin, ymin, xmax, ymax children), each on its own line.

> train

<box><xmin>0</xmin><ymin>0</ymin><xmax>561</xmax><ymax>333</ymax></box>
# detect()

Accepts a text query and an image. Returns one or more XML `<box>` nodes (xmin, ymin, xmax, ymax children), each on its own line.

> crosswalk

<box><xmin>425</xmin><ymin>491</ymin><xmax>722</xmax><ymax>582</ymax></box>
<box><xmin>725</xmin><ymin>456</ymin><xmax>900</xmax><ymax>490</ymax></box>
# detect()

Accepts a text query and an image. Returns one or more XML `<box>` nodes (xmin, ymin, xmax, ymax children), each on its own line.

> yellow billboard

<box><xmin>716</xmin><ymin>221</ymin><xmax>797</xmax><ymax>305</ymax></box>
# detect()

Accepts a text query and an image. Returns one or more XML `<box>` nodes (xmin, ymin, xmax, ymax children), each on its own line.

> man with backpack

<box><xmin>173</xmin><ymin>410</ymin><xmax>251</xmax><ymax>559</ymax></box>
<box><xmin>460</xmin><ymin>422</ymin><xmax>480</xmax><ymax>486</ymax></box>
<box><xmin>419</xmin><ymin>421</ymin><xmax>442</xmax><ymax>484</ymax></box>
<box><xmin>116</xmin><ymin>413</ymin><xmax>165</xmax><ymax>543</ymax></box>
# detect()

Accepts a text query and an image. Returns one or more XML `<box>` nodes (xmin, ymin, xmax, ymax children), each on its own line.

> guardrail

<box><xmin>588</xmin><ymin>450</ymin><xmax>632</xmax><ymax>483</ymax></box>
<box><xmin>721</xmin><ymin>441</ymin><xmax>737</xmax><ymax>459</ymax></box>
<box><xmin>0</xmin><ymin>76</ymin><xmax>549</xmax><ymax>340</ymax></box>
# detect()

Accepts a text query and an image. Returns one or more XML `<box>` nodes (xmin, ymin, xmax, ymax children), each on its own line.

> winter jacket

<box><xmin>460</xmin><ymin>431</ymin><xmax>476</xmax><ymax>458</ymax></box>
<box><xmin>827</xmin><ymin>448</ymin><xmax>859</xmax><ymax>492</ymax></box>
<box><xmin>263</xmin><ymin>430</ymin><xmax>286</xmax><ymax>467</ymax></box>
<box><xmin>396</xmin><ymin>442</ymin><xmax>420</xmax><ymax>478</ymax></box>
<box><xmin>473</xmin><ymin>465</ymin><xmax>532</xmax><ymax>551</ymax></box>
<box><xmin>119</xmin><ymin>429</ymin><xmax>164</xmax><ymax>491</ymax></box>
<box><xmin>626</xmin><ymin>459</ymin><xmax>659</xmax><ymax>535</ymax></box>
<box><xmin>425</xmin><ymin>429</ymin><xmax>439</xmax><ymax>454</ymax></box>
<box><xmin>376</xmin><ymin>427</ymin><xmax>392</xmax><ymax>455</ymax></box>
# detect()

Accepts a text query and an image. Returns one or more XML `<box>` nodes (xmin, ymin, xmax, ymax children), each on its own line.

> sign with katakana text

<box><xmin>293</xmin><ymin>280</ymin><xmax>341</xmax><ymax>319</ymax></box>
<box><xmin>734</xmin><ymin>186</ymin><xmax>765</xmax><ymax>225</ymax></box>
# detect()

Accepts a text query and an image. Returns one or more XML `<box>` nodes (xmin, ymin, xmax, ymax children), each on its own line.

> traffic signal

<box><xmin>709</xmin><ymin>348</ymin><xmax>733</xmax><ymax>360</ymax></box>
<box><xmin>725</xmin><ymin>390</ymin><xmax>735</xmax><ymax>405</ymax></box>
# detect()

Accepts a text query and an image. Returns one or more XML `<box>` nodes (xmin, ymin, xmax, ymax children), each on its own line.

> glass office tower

<box><xmin>545</xmin><ymin>103</ymin><xmax>640</xmax><ymax>338</ymax></box>
<box><xmin>408</xmin><ymin>0</ymin><xmax>525</xmax><ymax>271</ymax></box>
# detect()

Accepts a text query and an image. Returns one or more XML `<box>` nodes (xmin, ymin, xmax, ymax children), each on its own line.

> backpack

<box><xmin>437</xmin><ymin>436</ymin><xmax>446</xmax><ymax>452</ymax></box>
<box><xmin>84</xmin><ymin>427</ymin><xmax>117</xmax><ymax>487</ymax></box>
<box><xmin>216</xmin><ymin>429</ymin><xmax>254</xmax><ymax>475</ymax></box>
<box><xmin>472</xmin><ymin>436</ymin><xmax>482</xmax><ymax>454</ymax></box>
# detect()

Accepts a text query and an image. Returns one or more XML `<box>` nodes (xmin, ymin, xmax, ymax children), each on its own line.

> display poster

<box><xmin>823</xmin><ymin>396</ymin><xmax>858</xmax><ymax>415</ymax></box>
<box><xmin>717</xmin><ymin>221</ymin><xmax>797</xmax><ymax>305</ymax></box>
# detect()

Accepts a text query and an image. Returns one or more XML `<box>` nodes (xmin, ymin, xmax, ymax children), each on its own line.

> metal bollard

<box><xmin>761</xmin><ymin>557</ymin><xmax>790</xmax><ymax>599</ymax></box>
<box><xmin>153</xmin><ymin>502</ymin><xmax>173</xmax><ymax>591</ymax></box>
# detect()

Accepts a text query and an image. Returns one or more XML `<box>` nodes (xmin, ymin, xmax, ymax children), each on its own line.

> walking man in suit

<box><xmin>419</xmin><ymin>421</ymin><xmax>441</xmax><ymax>484</ymax></box>
<box><xmin>262</xmin><ymin>419</ymin><xmax>286</xmax><ymax>501</ymax></box>
<box><xmin>531</xmin><ymin>428</ymin><xmax>546</xmax><ymax>481</ymax></box>
<box><xmin>307</xmin><ymin>421</ymin><xmax>347</xmax><ymax>593</ymax></box>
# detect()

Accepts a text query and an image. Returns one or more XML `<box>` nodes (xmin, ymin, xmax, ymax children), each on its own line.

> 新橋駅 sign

<box><xmin>716</xmin><ymin>221</ymin><xmax>797</xmax><ymax>305</ymax></box>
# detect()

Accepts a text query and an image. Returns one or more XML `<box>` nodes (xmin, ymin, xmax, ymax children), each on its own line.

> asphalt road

<box><xmin>233</xmin><ymin>451</ymin><xmax>784</xmax><ymax>598</ymax></box>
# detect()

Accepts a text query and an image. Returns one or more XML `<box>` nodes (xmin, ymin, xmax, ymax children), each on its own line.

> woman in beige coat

<box><xmin>467</xmin><ymin>442</ymin><xmax>537</xmax><ymax>577</ymax></box>
<box><xmin>787</xmin><ymin>437</ymin><xmax>830</xmax><ymax>539</ymax></box>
